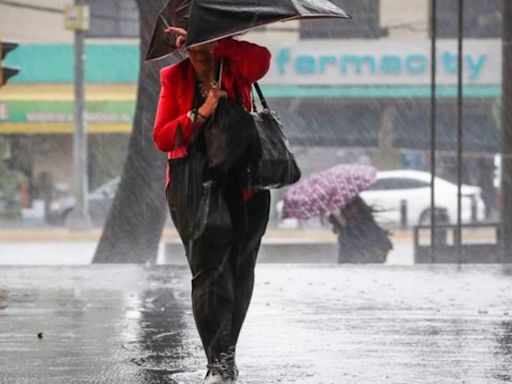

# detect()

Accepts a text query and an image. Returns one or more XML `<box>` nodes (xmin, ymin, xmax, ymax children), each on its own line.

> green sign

<box><xmin>0</xmin><ymin>100</ymin><xmax>135</xmax><ymax>123</ymax></box>
<box><xmin>4</xmin><ymin>44</ymin><xmax>140</xmax><ymax>84</ymax></box>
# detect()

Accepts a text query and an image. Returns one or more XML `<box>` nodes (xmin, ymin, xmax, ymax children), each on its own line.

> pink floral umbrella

<box><xmin>282</xmin><ymin>164</ymin><xmax>377</xmax><ymax>220</ymax></box>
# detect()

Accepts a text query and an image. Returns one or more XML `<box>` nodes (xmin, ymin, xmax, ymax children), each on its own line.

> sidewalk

<box><xmin>0</xmin><ymin>227</ymin><xmax>415</xmax><ymax>265</ymax></box>
<box><xmin>0</xmin><ymin>227</ymin><xmax>414</xmax><ymax>243</ymax></box>
<box><xmin>1</xmin><ymin>264</ymin><xmax>511</xmax><ymax>384</ymax></box>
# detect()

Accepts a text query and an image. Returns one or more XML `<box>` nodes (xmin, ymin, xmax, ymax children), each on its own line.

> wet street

<box><xmin>1</xmin><ymin>264</ymin><xmax>512</xmax><ymax>384</ymax></box>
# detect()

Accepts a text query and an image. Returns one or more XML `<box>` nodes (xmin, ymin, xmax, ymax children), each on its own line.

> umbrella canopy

<box><xmin>145</xmin><ymin>0</ymin><xmax>191</xmax><ymax>61</ymax></box>
<box><xmin>282</xmin><ymin>164</ymin><xmax>377</xmax><ymax>221</ymax></box>
<box><xmin>146</xmin><ymin>0</ymin><xmax>350</xmax><ymax>61</ymax></box>
<box><xmin>186</xmin><ymin>0</ymin><xmax>350</xmax><ymax>47</ymax></box>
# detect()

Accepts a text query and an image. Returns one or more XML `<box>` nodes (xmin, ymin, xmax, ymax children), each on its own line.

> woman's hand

<box><xmin>165</xmin><ymin>26</ymin><xmax>187</xmax><ymax>49</ymax></box>
<box><xmin>198</xmin><ymin>83</ymin><xmax>227</xmax><ymax>119</ymax></box>
<box><xmin>328</xmin><ymin>213</ymin><xmax>343</xmax><ymax>234</ymax></box>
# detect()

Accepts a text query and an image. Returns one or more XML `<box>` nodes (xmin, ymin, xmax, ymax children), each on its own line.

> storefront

<box><xmin>263</xmin><ymin>39</ymin><xmax>501</xmax><ymax>151</ymax></box>
<box><xmin>0</xmin><ymin>39</ymin><xmax>502</xmax><ymax>218</ymax></box>
<box><xmin>0</xmin><ymin>84</ymin><xmax>134</xmax><ymax>217</ymax></box>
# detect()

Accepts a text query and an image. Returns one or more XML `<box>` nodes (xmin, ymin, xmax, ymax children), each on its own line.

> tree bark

<box><xmin>93</xmin><ymin>0</ymin><xmax>173</xmax><ymax>263</ymax></box>
<box><xmin>501</xmin><ymin>0</ymin><xmax>512</xmax><ymax>262</ymax></box>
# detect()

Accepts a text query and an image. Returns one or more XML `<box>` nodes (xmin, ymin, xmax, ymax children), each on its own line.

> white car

<box><xmin>360</xmin><ymin>170</ymin><xmax>486</xmax><ymax>227</ymax></box>
<box><xmin>47</xmin><ymin>177</ymin><xmax>120</xmax><ymax>227</ymax></box>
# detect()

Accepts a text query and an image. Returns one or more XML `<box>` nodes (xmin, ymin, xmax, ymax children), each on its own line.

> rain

<box><xmin>0</xmin><ymin>0</ymin><xmax>511</xmax><ymax>383</ymax></box>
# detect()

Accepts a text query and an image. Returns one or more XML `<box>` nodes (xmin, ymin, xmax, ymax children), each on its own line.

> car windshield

<box><xmin>367</xmin><ymin>177</ymin><xmax>430</xmax><ymax>191</ymax></box>
<box><xmin>92</xmin><ymin>178</ymin><xmax>119</xmax><ymax>196</ymax></box>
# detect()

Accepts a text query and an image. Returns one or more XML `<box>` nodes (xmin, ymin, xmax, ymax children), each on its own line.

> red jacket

<box><xmin>153</xmin><ymin>38</ymin><xmax>271</xmax><ymax>192</ymax></box>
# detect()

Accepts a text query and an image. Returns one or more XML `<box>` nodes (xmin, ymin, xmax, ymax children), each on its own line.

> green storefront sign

<box><xmin>4</xmin><ymin>44</ymin><xmax>140</xmax><ymax>84</ymax></box>
<box><xmin>2</xmin><ymin>100</ymin><xmax>134</xmax><ymax>123</ymax></box>
<box><xmin>0</xmin><ymin>99</ymin><xmax>135</xmax><ymax>134</ymax></box>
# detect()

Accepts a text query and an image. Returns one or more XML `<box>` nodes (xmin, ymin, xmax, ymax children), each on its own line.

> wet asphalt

<box><xmin>0</xmin><ymin>264</ymin><xmax>512</xmax><ymax>384</ymax></box>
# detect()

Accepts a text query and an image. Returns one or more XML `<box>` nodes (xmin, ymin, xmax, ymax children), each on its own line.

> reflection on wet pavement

<box><xmin>0</xmin><ymin>265</ymin><xmax>511</xmax><ymax>383</ymax></box>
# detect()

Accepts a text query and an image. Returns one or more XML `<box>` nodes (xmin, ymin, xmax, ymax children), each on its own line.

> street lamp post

<box><xmin>65</xmin><ymin>0</ymin><xmax>92</xmax><ymax>229</ymax></box>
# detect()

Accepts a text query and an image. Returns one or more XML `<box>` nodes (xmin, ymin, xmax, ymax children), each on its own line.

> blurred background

<box><xmin>0</xmin><ymin>0</ymin><xmax>508</xmax><ymax>265</ymax></box>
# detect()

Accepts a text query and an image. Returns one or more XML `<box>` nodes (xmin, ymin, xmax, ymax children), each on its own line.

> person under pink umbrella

<box><xmin>328</xmin><ymin>196</ymin><xmax>393</xmax><ymax>263</ymax></box>
<box><xmin>282</xmin><ymin>164</ymin><xmax>393</xmax><ymax>263</ymax></box>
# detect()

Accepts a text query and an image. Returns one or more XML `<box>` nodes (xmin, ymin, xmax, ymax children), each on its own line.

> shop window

<box><xmin>432</xmin><ymin>0</ymin><xmax>502</xmax><ymax>38</ymax></box>
<box><xmin>299</xmin><ymin>0</ymin><xmax>388</xmax><ymax>39</ymax></box>
<box><xmin>86</xmin><ymin>0</ymin><xmax>139</xmax><ymax>38</ymax></box>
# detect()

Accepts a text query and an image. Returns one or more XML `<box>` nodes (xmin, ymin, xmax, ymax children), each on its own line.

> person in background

<box><xmin>328</xmin><ymin>196</ymin><xmax>393</xmax><ymax>263</ymax></box>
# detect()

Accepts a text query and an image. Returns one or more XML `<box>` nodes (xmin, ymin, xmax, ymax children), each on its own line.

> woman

<box><xmin>328</xmin><ymin>196</ymin><xmax>393</xmax><ymax>263</ymax></box>
<box><xmin>153</xmin><ymin>27</ymin><xmax>271</xmax><ymax>384</ymax></box>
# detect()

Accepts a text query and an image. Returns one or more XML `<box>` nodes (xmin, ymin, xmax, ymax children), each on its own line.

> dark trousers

<box><xmin>167</xmin><ymin>176</ymin><xmax>270</xmax><ymax>370</ymax></box>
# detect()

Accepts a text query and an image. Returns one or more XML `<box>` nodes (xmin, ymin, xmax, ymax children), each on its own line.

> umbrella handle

<box><xmin>218</xmin><ymin>57</ymin><xmax>224</xmax><ymax>89</ymax></box>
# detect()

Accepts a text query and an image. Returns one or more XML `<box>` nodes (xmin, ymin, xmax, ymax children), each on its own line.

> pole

<box><xmin>456</xmin><ymin>0</ymin><xmax>464</xmax><ymax>263</ymax></box>
<box><xmin>430</xmin><ymin>0</ymin><xmax>437</xmax><ymax>262</ymax></box>
<box><xmin>0</xmin><ymin>37</ymin><xmax>3</xmax><ymax>87</ymax></box>
<box><xmin>501</xmin><ymin>0</ymin><xmax>512</xmax><ymax>262</ymax></box>
<box><xmin>67</xmin><ymin>0</ymin><xmax>91</xmax><ymax>229</ymax></box>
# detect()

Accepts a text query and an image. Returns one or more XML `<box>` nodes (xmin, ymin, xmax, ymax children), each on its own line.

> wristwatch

<box><xmin>188</xmin><ymin>109</ymin><xmax>209</xmax><ymax>122</ymax></box>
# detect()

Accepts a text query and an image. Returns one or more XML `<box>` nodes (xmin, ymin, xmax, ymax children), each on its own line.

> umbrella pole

<box><xmin>456</xmin><ymin>0</ymin><xmax>465</xmax><ymax>265</ymax></box>
<box><xmin>430</xmin><ymin>0</ymin><xmax>438</xmax><ymax>263</ymax></box>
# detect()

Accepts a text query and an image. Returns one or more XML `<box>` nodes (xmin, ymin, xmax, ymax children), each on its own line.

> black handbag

<box><xmin>245</xmin><ymin>82</ymin><xmax>301</xmax><ymax>189</ymax></box>
<box><xmin>202</xmin><ymin>58</ymin><xmax>300</xmax><ymax>189</ymax></box>
<box><xmin>204</xmin><ymin>97</ymin><xmax>259</xmax><ymax>173</ymax></box>
<box><xmin>203</xmin><ymin>58</ymin><xmax>260</xmax><ymax>173</ymax></box>
<box><xmin>167</xmin><ymin>112</ymin><xmax>232</xmax><ymax>249</ymax></box>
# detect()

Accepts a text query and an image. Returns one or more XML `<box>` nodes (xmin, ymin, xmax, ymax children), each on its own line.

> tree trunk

<box><xmin>501</xmin><ymin>0</ymin><xmax>512</xmax><ymax>262</ymax></box>
<box><xmin>93</xmin><ymin>0</ymin><xmax>173</xmax><ymax>263</ymax></box>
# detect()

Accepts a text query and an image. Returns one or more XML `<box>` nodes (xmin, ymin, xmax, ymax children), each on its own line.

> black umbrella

<box><xmin>146</xmin><ymin>0</ymin><xmax>350</xmax><ymax>61</ymax></box>
<box><xmin>145</xmin><ymin>0</ymin><xmax>191</xmax><ymax>62</ymax></box>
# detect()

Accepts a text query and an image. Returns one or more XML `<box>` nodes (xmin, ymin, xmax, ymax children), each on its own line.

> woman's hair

<box><xmin>350</xmin><ymin>196</ymin><xmax>374</xmax><ymax>221</ymax></box>
<box><xmin>350</xmin><ymin>196</ymin><xmax>392</xmax><ymax>237</ymax></box>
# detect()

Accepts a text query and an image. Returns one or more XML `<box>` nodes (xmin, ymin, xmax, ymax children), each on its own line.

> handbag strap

<box><xmin>184</xmin><ymin>78</ymin><xmax>205</xmax><ymax>148</ymax></box>
<box><xmin>253</xmin><ymin>82</ymin><xmax>269</xmax><ymax>111</ymax></box>
<box><xmin>220</xmin><ymin>57</ymin><xmax>247</xmax><ymax>105</ymax></box>
<box><xmin>217</xmin><ymin>57</ymin><xmax>265</xmax><ymax>110</ymax></box>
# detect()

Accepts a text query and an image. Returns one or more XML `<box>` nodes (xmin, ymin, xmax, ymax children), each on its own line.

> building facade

<box><xmin>0</xmin><ymin>0</ymin><xmax>503</xmax><ymax>219</ymax></box>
